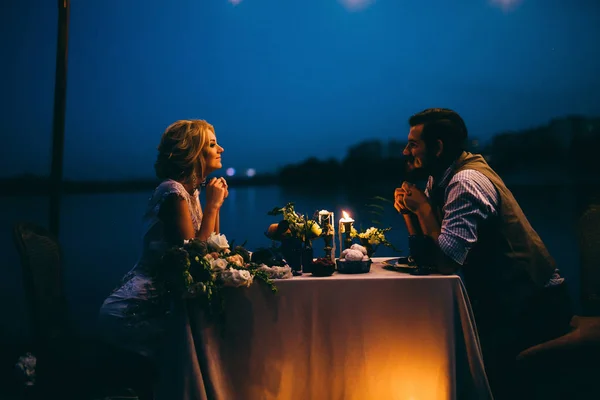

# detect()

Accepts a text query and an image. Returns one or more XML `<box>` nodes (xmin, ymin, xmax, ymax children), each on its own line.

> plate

<box><xmin>381</xmin><ymin>257</ymin><xmax>418</xmax><ymax>273</ymax></box>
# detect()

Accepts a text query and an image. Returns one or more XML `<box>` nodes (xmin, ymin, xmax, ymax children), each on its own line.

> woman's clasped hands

<box><xmin>205</xmin><ymin>177</ymin><xmax>228</xmax><ymax>210</ymax></box>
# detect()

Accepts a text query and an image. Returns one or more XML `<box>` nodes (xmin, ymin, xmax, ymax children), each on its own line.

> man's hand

<box><xmin>394</xmin><ymin>187</ymin><xmax>410</xmax><ymax>214</ymax></box>
<box><xmin>399</xmin><ymin>182</ymin><xmax>430</xmax><ymax>214</ymax></box>
<box><xmin>395</xmin><ymin>182</ymin><xmax>430</xmax><ymax>214</ymax></box>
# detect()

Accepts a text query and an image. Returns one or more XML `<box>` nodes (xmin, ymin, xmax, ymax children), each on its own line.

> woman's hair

<box><xmin>154</xmin><ymin>119</ymin><xmax>214</xmax><ymax>181</ymax></box>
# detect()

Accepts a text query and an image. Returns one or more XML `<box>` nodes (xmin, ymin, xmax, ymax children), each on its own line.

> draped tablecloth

<box><xmin>156</xmin><ymin>259</ymin><xmax>492</xmax><ymax>400</ymax></box>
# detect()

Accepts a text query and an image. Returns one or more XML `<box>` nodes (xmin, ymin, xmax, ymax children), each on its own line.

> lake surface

<box><xmin>1</xmin><ymin>183</ymin><xmax>597</xmax><ymax>341</ymax></box>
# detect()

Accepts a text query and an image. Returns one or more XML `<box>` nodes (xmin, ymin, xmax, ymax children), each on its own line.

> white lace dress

<box><xmin>98</xmin><ymin>179</ymin><xmax>203</xmax><ymax>359</ymax></box>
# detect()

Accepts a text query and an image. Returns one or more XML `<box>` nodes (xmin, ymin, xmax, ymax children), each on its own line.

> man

<box><xmin>394</xmin><ymin>108</ymin><xmax>572</xmax><ymax>398</ymax></box>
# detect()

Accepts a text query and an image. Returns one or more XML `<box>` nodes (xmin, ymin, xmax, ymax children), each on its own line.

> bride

<box><xmin>98</xmin><ymin>119</ymin><xmax>228</xmax><ymax>363</ymax></box>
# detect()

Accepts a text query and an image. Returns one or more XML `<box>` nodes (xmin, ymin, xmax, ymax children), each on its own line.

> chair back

<box><xmin>579</xmin><ymin>204</ymin><xmax>600</xmax><ymax>316</ymax></box>
<box><xmin>12</xmin><ymin>223</ymin><xmax>69</xmax><ymax>348</ymax></box>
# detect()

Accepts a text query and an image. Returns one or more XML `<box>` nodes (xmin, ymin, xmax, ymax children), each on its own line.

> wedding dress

<box><xmin>98</xmin><ymin>179</ymin><xmax>202</xmax><ymax>359</ymax></box>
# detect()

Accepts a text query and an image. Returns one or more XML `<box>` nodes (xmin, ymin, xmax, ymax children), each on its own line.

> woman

<box><xmin>98</xmin><ymin>119</ymin><xmax>228</xmax><ymax>361</ymax></box>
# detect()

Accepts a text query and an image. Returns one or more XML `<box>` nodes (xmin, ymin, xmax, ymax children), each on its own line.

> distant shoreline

<box><xmin>0</xmin><ymin>175</ymin><xmax>279</xmax><ymax>196</ymax></box>
<box><xmin>1</xmin><ymin>174</ymin><xmax>599</xmax><ymax>197</ymax></box>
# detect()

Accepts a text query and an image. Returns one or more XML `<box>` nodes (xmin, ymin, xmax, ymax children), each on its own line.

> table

<box><xmin>156</xmin><ymin>258</ymin><xmax>492</xmax><ymax>400</ymax></box>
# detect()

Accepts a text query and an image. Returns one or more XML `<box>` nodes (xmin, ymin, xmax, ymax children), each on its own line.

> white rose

<box><xmin>207</xmin><ymin>232</ymin><xmax>230</xmax><ymax>252</ymax></box>
<box><xmin>210</xmin><ymin>258</ymin><xmax>228</xmax><ymax>272</ymax></box>
<box><xmin>258</xmin><ymin>264</ymin><xmax>293</xmax><ymax>279</ymax></box>
<box><xmin>221</xmin><ymin>268</ymin><xmax>254</xmax><ymax>287</ymax></box>
<box><xmin>235</xmin><ymin>269</ymin><xmax>253</xmax><ymax>286</ymax></box>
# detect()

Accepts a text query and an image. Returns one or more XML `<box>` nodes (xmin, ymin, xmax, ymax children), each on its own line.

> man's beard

<box><xmin>404</xmin><ymin>156</ymin><xmax>432</xmax><ymax>185</ymax></box>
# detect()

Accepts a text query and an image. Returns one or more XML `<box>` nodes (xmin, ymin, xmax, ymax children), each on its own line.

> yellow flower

<box><xmin>368</xmin><ymin>237</ymin><xmax>381</xmax><ymax>245</ymax></box>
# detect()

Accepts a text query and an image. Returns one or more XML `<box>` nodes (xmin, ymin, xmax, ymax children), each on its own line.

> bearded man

<box><xmin>394</xmin><ymin>108</ymin><xmax>572</xmax><ymax>399</ymax></box>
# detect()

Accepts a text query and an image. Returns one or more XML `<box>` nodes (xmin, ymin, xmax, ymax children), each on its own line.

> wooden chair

<box><xmin>515</xmin><ymin>205</ymin><xmax>600</xmax><ymax>399</ymax></box>
<box><xmin>12</xmin><ymin>222</ymin><xmax>157</xmax><ymax>400</ymax></box>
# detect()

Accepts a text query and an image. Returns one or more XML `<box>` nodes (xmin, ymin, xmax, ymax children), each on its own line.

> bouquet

<box><xmin>350</xmin><ymin>226</ymin><xmax>400</xmax><ymax>256</ymax></box>
<box><xmin>266</xmin><ymin>202</ymin><xmax>322</xmax><ymax>242</ymax></box>
<box><xmin>157</xmin><ymin>233</ymin><xmax>291</xmax><ymax>321</ymax></box>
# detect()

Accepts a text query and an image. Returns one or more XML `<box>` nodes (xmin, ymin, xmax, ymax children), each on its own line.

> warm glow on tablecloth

<box><xmin>156</xmin><ymin>260</ymin><xmax>491</xmax><ymax>400</ymax></box>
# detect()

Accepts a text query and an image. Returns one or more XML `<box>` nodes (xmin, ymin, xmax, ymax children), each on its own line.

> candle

<box><xmin>339</xmin><ymin>210</ymin><xmax>354</xmax><ymax>251</ymax></box>
<box><xmin>339</xmin><ymin>211</ymin><xmax>354</xmax><ymax>232</ymax></box>
<box><xmin>319</xmin><ymin>210</ymin><xmax>335</xmax><ymax>261</ymax></box>
<box><xmin>319</xmin><ymin>210</ymin><xmax>334</xmax><ymax>234</ymax></box>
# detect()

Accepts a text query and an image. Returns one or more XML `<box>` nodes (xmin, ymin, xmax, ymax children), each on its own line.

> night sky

<box><xmin>2</xmin><ymin>0</ymin><xmax>599</xmax><ymax>180</ymax></box>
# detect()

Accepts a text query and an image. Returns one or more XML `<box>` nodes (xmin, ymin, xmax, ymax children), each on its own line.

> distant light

<box><xmin>226</xmin><ymin>168</ymin><xmax>236</xmax><ymax>177</ymax></box>
<box><xmin>489</xmin><ymin>0</ymin><xmax>522</xmax><ymax>12</ymax></box>
<box><xmin>229</xmin><ymin>0</ymin><xmax>242</xmax><ymax>5</ymax></box>
<box><xmin>246</xmin><ymin>168</ymin><xmax>256</xmax><ymax>178</ymax></box>
<box><xmin>339</xmin><ymin>0</ymin><xmax>374</xmax><ymax>12</ymax></box>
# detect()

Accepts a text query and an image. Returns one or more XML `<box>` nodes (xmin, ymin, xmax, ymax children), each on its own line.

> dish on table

<box><xmin>381</xmin><ymin>257</ymin><xmax>418</xmax><ymax>273</ymax></box>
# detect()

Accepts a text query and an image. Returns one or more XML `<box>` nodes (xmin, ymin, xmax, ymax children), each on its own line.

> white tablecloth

<box><xmin>156</xmin><ymin>259</ymin><xmax>492</xmax><ymax>400</ymax></box>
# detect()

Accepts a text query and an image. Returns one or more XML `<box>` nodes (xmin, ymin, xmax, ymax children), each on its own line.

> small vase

<box><xmin>281</xmin><ymin>237</ymin><xmax>303</xmax><ymax>275</ymax></box>
<box><xmin>302</xmin><ymin>241</ymin><xmax>314</xmax><ymax>274</ymax></box>
<box><xmin>323</xmin><ymin>234</ymin><xmax>333</xmax><ymax>260</ymax></box>
<box><xmin>360</xmin><ymin>238</ymin><xmax>376</xmax><ymax>258</ymax></box>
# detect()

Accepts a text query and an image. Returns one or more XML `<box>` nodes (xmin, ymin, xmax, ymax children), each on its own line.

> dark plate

<box><xmin>381</xmin><ymin>257</ymin><xmax>418</xmax><ymax>273</ymax></box>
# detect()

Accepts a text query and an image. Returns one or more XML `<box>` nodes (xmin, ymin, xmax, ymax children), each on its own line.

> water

<box><xmin>1</xmin><ymin>183</ymin><xmax>596</xmax><ymax>341</ymax></box>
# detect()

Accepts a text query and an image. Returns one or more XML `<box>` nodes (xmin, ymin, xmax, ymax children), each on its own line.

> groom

<box><xmin>393</xmin><ymin>108</ymin><xmax>572</xmax><ymax>398</ymax></box>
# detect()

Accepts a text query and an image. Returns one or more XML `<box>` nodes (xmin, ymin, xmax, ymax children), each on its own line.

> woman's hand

<box><xmin>205</xmin><ymin>177</ymin><xmax>228</xmax><ymax>211</ymax></box>
<box><xmin>220</xmin><ymin>177</ymin><xmax>229</xmax><ymax>199</ymax></box>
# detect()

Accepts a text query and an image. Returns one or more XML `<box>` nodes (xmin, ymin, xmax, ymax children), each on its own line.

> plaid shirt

<box><xmin>425</xmin><ymin>165</ymin><xmax>563</xmax><ymax>287</ymax></box>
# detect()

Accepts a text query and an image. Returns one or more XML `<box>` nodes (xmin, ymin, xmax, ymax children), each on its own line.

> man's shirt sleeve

<box><xmin>437</xmin><ymin>170</ymin><xmax>499</xmax><ymax>265</ymax></box>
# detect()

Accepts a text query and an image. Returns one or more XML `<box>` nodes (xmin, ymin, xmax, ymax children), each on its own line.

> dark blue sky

<box><xmin>2</xmin><ymin>0</ymin><xmax>599</xmax><ymax>180</ymax></box>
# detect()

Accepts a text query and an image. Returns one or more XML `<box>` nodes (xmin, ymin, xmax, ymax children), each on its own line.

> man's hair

<box><xmin>409</xmin><ymin>108</ymin><xmax>468</xmax><ymax>161</ymax></box>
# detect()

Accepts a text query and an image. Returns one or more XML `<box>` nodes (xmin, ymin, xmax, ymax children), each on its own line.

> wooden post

<box><xmin>49</xmin><ymin>0</ymin><xmax>70</xmax><ymax>237</ymax></box>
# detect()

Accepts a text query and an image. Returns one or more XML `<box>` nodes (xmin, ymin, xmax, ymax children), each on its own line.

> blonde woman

<box><xmin>98</xmin><ymin>119</ymin><xmax>227</xmax><ymax>364</ymax></box>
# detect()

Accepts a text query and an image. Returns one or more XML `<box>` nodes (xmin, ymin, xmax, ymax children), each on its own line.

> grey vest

<box><xmin>430</xmin><ymin>152</ymin><xmax>557</xmax><ymax>323</ymax></box>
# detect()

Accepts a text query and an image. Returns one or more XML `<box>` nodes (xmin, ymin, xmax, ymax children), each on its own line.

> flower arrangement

<box><xmin>265</xmin><ymin>203</ymin><xmax>324</xmax><ymax>274</ymax></box>
<box><xmin>350</xmin><ymin>226</ymin><xmax>400</xmax><ymax>256</ymax></box>
<box><xmin>15</xmin><ymin>352</ymin><xmax>36</xmax><ymax>387</ymax></box>
<box><xmin>266</xmin><ymin>202</ymin><xmax>322</xmax><ymax>241</ymax></box>
<box><xmin>157</xmin><ymin>233</ymin><xmax>291</xmax><ymax>321</ymax></box>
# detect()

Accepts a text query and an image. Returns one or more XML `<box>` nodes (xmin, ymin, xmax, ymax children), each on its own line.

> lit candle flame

<box><xmin>342</xmin><ymin>211</ymin><xmax>350</xmax><ymax>219</ymax></box>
